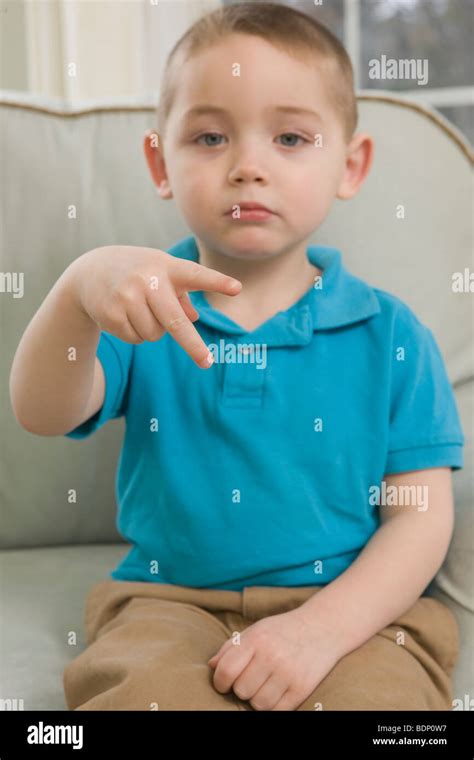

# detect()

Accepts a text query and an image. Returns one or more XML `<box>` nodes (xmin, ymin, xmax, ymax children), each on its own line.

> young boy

<box><xmin>10</xmin><ymin>3</ymin><xmax>464</xmax><ymax>711</ymax></box>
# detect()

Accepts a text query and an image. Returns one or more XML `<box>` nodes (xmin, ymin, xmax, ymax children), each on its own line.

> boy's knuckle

<box><xmin>233</xmin><ymin>684</ymin><xmax>249</xmax><ymax>700</ymax></box>
<box><xmin>253</xmin><ymin>630</ymin><xmax>269</xmax><ymax>648</ymax></box>
<box><xmin>219</xmin><ymin>665</ymin><xmax>232</xmax><ymax>682</ymax></box>
<box><xmin>106</xmin><ymin>312</ymin><xmax>125</xmax><ymax>333</ymax></box>
<box><xmin>249</xmin><ymin>696</ymin><xmax>266</xmax><ymax>711</ymax></box>
<box><xmin>150</xmin><ymin>326</ymin><xmax>165</xmax><ymax>341</ymax></box>
<box><xmin>117</xmin><ymin>286</ymin><xmax>136</xmax><ymax>305</ymax></box>
<box><xmin>167</xmin><ymin>313</ymin><xmax>188</xmax><ymax>333</ymax></box>
<box><xmin>129</xmin><ymin>270</ymin><xmax>148</xmax><ymax>288</ymax></box>
<box><xmin>143</xmin><ymin>325</ymin><xmax>163</xmax><ymax>342</ymax></box>
<box><xmin>121</xmin><ymin>324</ymin><xmax>143</xmax><ymax>344</ymax></box>
<box><xmin>186</xmin><ymin>261</ymin><xmax>202</xmax><ymax>282</ymax></box>
<box><xmin>272</xmin><ymin>647</ymin><xmax>286</xmax><ymax>663</ymax></box>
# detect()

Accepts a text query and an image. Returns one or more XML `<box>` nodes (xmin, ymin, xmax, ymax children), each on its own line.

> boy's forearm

<box><xmin>297</xmin><ymin>512</ymin><xmax>454</xmax><ymax>659</ymax></box>
<box><xmin>9</xmin><ymin>258</ymin><xmax>100</xmax><ymax>435</ymax></box>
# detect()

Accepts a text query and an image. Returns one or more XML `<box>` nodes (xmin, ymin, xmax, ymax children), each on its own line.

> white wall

<box><xmin>3</xmin><ymin>0</ymin><xmax>220</xmax><ymax>101</ymax></box>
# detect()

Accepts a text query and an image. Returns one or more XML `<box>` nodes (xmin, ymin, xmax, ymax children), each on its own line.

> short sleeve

<box><xmin>64</xmin><ymin>331</ymin><xmax>134</xmax><ymax>440</ymax></box>
<box><xmin>385</xmin><ymin>313</ymin><xmax>465</xmax><ymax>475</ymax></box>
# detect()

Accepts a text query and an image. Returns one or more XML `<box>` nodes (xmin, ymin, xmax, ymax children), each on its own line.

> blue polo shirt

<box><xmin>65</xmin><ymin>235</ymin><xmax>464</xmax><ymax>590</ymax></box>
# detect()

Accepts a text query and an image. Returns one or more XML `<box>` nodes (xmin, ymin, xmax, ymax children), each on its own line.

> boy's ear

<box><xmin>143</xmin><ymin>130</ymin><xmax>173</xmax><ymax>200</ymax></box>
<box><xmin>336</xmin><ymin>132</ymin><xmax>374</xmax><ymax>201</ymax></box>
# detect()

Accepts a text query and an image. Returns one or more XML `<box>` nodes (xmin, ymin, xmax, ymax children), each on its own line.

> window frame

<box><xmin>343</xmin><ymin>0</ymin><xmax>473</xmax><ymax>110</ymax></box>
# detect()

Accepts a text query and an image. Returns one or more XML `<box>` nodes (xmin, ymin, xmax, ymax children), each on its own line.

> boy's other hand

<box><xmin>207</xmin><ymin>607</ymin><xmax>342</xmax><ymax>710</ymax></box>
<box><xmin>70</xmin><ymin>246</ymin><xmax>242</xmax><ymax>369</ymax></box>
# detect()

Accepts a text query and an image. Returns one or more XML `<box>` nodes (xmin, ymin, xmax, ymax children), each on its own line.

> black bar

<box><xmin>0</xmin><ymin>710</ymin><xmax>472</xmax><ymax>758</ymax></box>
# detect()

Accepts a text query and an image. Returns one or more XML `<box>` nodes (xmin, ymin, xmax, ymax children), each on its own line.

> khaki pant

<box><xmin>63</xmin><ymin>580</ymin><xmax>459</xmax><ymax>711</ymax></box>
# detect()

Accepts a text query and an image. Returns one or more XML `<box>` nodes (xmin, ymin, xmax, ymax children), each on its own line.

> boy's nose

<box><xmin>228</xmin><ymin>164</ymin><xmax>267</xmax><ymax>183</ymax></box>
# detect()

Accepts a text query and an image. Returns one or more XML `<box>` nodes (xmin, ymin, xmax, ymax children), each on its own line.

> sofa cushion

<box><xmin>0</xmin><ymin>544</ymin><xmax>129</xmax><ymax>710</ymax></box>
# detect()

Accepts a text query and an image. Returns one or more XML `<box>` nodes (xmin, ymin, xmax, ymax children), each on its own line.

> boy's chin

<box><xmin>209</xmin><ymin>231</ymin><xmax>286</xmax><ymax>261</ymax></box>
<box><xmin>216</xmin><ymin>245</ymin><xmax>282</xmax><ymax>262</ymax></box>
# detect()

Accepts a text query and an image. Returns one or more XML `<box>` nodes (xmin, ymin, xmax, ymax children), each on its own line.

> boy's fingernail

<box><xmin>199</xmin><ymin>352</ymin><xmax>214</xmax><ymax>369</ymax></box>
<box><xmin>229</xmin><ymin>279</ymin><xmax>241</xmax><ymax>289</ymax></box>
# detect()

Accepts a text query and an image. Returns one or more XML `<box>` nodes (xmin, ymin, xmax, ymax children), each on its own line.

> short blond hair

<box><xmin>157</xmin><ymin>2</ymin><xmax>358</xmax><ymax>143</ymax></box>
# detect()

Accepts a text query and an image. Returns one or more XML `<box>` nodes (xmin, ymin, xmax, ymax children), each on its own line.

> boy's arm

<box><xmin>209</xmin><ymin>466</ymin><xmax>455</xmax><ymax>709</ymax></box>
<box><xmin>9</xmin><ymin>258</ymin><xmax>102</xmax><ymax>436</ymax></box>
<box><xmin>297</xmin><ymin>467</ymin><xmax>455</xmax><ymax>658</ymax></box>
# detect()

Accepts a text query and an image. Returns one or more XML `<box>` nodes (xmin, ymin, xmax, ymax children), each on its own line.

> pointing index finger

<box><xmin>171</xmin><ymin>259</ymin><xmax>242</xmax><ymax>295</ymax></box>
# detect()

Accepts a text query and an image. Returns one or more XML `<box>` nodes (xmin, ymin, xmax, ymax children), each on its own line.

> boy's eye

<box><xmin>195</xmin><ymin>133</ymin><xmax>226</xmax><ymax>147</ymax></box>
<box><xmin>194</xmin><ymin>132</ymin><xmax>308</xmax><ymax>148</ymax></box>
<box><xmin>277</xmin><ymin>133</ymin><xmax>308</xmax><ymax>147</ymax></box>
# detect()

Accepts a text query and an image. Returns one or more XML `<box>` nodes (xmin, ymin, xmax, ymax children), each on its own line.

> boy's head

<box><xmin>157</xmin><ymin>2</ymin><xmax>358</xmax><ymax>145</ymax></box>
<box><xmin>144</xmin><ymin>2</ymin><xmax>373</xmax><ymax>263</ymax></box>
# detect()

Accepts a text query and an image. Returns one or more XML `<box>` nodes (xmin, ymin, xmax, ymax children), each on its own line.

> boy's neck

<box><xmin>197</xmin><ymin>239</ymin><xmax>321</xmax><ymax>331</ymax></box>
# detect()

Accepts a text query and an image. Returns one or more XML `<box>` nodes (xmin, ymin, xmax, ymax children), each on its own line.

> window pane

<box><xmin>222</xmin><ymin>0</ymin><xmax>345</xmax><ymax>42</ymax></box>
<box><xmin>437</xmin><ymin>105</ymin><xmax>474</xmax><ymax>146</ymax></box>
<box><xmin>360</xmin><ymin>0</ymin><xmax>474</xmax><ymax>90</ymax></box>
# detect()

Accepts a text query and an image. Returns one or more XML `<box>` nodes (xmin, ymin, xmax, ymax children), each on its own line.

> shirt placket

<box><xmin>221</xmin><ymin>343</ymin><xmax>267</xmax><ymax>408</ymax></box>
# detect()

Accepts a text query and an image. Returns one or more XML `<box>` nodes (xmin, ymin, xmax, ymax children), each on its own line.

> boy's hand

<box><xmin>207</xmin><ymin>607</ymin><xmax>342</xmax><ymax>711</ymax></box>
<box><xmin>70</xmin><ymin>245</ymin><xmax>242</xmax><ymax>368</ymax></box>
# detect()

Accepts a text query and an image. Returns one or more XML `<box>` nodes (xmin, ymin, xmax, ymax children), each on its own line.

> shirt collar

<box><xmin>166</xmin><ymin>236</ymin><xmax>381</xmax><ymax>347</ymax></box>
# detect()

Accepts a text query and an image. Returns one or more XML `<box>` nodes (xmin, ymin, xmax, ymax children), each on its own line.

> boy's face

<box><xmin>147</xmin><ymin>33</ymin><xmax>371</xmax><ymax>262</ymax></box>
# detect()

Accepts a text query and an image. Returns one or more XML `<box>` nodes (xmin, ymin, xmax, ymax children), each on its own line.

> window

<box><xmin>223</xmin><ymin>0</ymin><xmax>473</xmax><ymax>145</ymax></box>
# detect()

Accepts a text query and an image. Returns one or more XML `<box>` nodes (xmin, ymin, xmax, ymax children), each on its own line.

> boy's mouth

<box><xmin>225</xmin><ymin>201</ymin><xmax>274</xmax><ymax>213</ymax></box>
<box><xmin>224</xmin><ymin>201</ymin><xmax>276</xmax><ymax>222</ymax></box>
